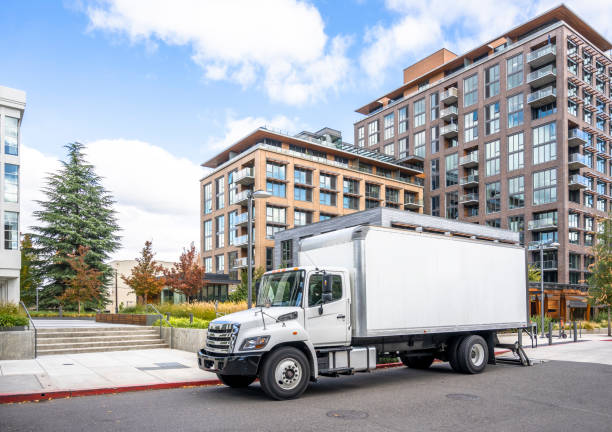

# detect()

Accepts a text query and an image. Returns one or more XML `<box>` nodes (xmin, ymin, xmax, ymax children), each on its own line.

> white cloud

<box><xmin>22</xmin><ymin>140</ymin><xmax>206</xmax><ymax>262</ymax></box>
<box><xmin>83</xmin><ymin>0</ymin><xmax>352</xmax><ymax>105</ymax></box>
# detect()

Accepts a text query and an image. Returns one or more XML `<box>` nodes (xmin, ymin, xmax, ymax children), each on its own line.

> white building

<box><xmin>0</xmin><ymin>86</ymin><xmax>26</xmax><ymax>304</ymax></box>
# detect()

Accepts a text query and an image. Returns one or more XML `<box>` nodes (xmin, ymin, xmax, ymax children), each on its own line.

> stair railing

<box><xmin>20</xmin><ymin>301</ymin><xmax>37</xmax><ymax>358</ymax></box>
<box><xmin>145</xmin><ymin>304</ymin><xmax>173</xmax><ymax>349</ymax></box>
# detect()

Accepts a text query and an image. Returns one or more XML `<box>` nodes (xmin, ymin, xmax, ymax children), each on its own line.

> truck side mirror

<box><xmin>319</xmin><ymin>275</ymin><xmax>333</xmax><ymax>315</ymax></box>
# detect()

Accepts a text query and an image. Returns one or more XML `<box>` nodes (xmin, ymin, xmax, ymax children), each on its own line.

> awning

<box><xmin>203</xmin><ymin>273</ymin><xmax>241</xmax><ymax>285</ymax></box>
<box><xmin>568</xmin><ymin>300</ymin><xmax>587</xmax><ymax>309</ymax></box>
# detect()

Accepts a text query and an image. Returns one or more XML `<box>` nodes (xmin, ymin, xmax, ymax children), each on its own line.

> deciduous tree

<box><xmin>163</xmin><ymin>244</ymin><xmax>205</xmax><ymax>302</ymax></box>
<box><xmin>588</xmin><ymin>216</ymin><xmax>612</xmax><ymax>336</ymax></box>
<box><xmin>229</xmin><ymin>267</ymin><xmax>265</xmax><ymax>302</ymax></box>
<box><xmin>528</xmin><ymin>264</ymin><xmax>541</xmax><ymax>282</ymax></box>
<box><xmin>122</xmin><ymin>241</ymin><xmax>166</xmax><ymax>304</ymax></box>
<box><xmin>60</xmin><ymin>246</ymin><xmax>103</xmax><ymax>314</ymax></box>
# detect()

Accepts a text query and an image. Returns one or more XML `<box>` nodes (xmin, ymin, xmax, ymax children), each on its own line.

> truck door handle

<box><xmin>337</xmin><ymin>314</ymin><xmax>345</xmax><ymax>319</ymax></box>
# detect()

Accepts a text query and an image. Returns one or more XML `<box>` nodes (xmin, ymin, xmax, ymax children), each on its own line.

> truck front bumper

<box><xmin>198</xmin><ymin>350</ymin><xmax>262</xmax><ymax>376</ymax></box>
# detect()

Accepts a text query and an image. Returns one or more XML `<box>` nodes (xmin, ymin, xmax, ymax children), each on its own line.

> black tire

<box><xmin>216</xmin><ymin>374</ymin><xmax>256</xmax><ymax>388</ymax></box>
<box><xmin>447</xmin><ymin>337</ymin><xmax>463</xmax><ymax>372</ymax></box>
<box><xmin>259</xmin><ymin>347</ymin><xmax>310</xmax><ymax>400</ymax></box>
<box><xmin>456</xmin><ymin>335</ymin><xmax>489</xmax><ymax>374</ymax></box>
<box><xmin>400</xmin><ymin>355</ymin><xmax>434</xmax><ymax>369</ymax></box>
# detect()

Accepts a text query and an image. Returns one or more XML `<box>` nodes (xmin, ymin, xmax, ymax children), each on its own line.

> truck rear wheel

<box><xmin>447</xmin><ymin>337</ymin><xmax>462</xmax><ymax>372</ymax></box>
<box><xmin>259</xmin><ymin>347</ymin><xmax>310</xmax><ymax>400</ymax></box>
<box><xmin>401</xmin><ymin>355</ymin><xmax>434</xmax><ymax>369</ymax></box>
<box><xmin>456</xmin><ymin>335</ymin><xmax>488</xmax><ymax>374</ymax></box>
<box><xmin>216</xmin><ymin>374</ymin><xmax>256</xmax><ymax>388</ymax></box>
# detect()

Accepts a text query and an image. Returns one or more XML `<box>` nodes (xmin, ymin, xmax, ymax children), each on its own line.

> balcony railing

<box><xmin>568</xmin><ymin>153</ymin><xmax>588</xmax><ymax>169</ymax></box>
<box><xmin>234</xmin><ymin>235</ymin><xmax>249</xmax><ymax>247</ymax></box>
<box><xmin>460</xmin><ymin>152</ymin><xmax>479</xmax><ymax>167</ymax></box>
<box><xmin>404</xmin><ymin>196</ymin><xmax>423</xmax><ymax>209</ymax></box>
<box><xmin>441</xmin><ymin>87</ymin><xmax>458</xmax><ymax>103</ymax></box>
<box><xmin>460</xmin><ymin>174</ymin><xmax>479</xmax><ymax>186</ymax></box>
<box><xmin>235</xmin><ymin>212</ymin><xmax>254</xmax><ymax>226</ymax></box>
<box><xmin>527</xmin><ymin>44</ymin><xmax>556</xmax><ymax>67</ymax></box>
<box><xmin>528</xmin><ymin>240</ymin><xmax>559</xmax><ymax>251</ymax></box>
<box><xmin>529</xmin><ymin>260</ymin><xmax>558</xmax><ymax>270</ymax></box>
<box><xmin>232</xmin><ymin>257</ymin><xmax>253</xmax><ymax>269</ymax></box>
<box><xmin>232</xmin><ymin>190</ymin><xmax>251</xmax><ymax>206</ymax></box>
<box><xmin>527</xmin><ymin>86</ymin><xmax>556</xmax><ymax>107</ymax></box>
<box><xmin>526</xmin><ymin>64</ymin><xmax>557</xmax><ymax>87</ymax></box>
<box><xmin>568</xmin><ymin>128</ymin><xmax>588</xmax><ymax>146</ymax></box>
<box><xmin>440</xmin><ymin>123</ymin><xmax>458</xmax><ymax>138</ymax></box>
<box><xmin>568</xmin><ymin>174</ymin><xmax>589</xmax><ymax>189</ymax></box>
<box><xmin>460</xmin><ymin>193</ymin><xmax>479</xmax><ymax>205</ymax></box>
<box><xmin>527</xmin><ymin>218</ymin><xmax>558</xmax><ymax>231</ymax></box>
<box><xmin>234</xmin><ymin>167</ymin><xmax>255</xmax><ymax>185</ymax></box>
<box><xmin>440</xmin><ymin>105</ymin><xmax>458</xmax><ymax>120</ymax></box>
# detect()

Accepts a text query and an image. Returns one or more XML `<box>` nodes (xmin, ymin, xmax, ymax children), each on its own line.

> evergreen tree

<box><xmin>122</xmin><ymin>240</ymin><xmax>166</xmax><ymax>305</ymax></box>
<box><xmin>31</xmin><ymin>142</ymin><xmax>120</xmax><ymax>308</ymax></box>
<box><xmin>588</xmin><ymin>216</ymin><xmax>612</xmax><ymax>336</ymax></box>
<box><xmin>20</xmin><ymin>234</ymin><xmax>41</xmax><ymax>307</ymax></box>
<box><xmin>229</xmin><ymin>267</ymin><xmax>265</xmax><ymax>302</ymax></box>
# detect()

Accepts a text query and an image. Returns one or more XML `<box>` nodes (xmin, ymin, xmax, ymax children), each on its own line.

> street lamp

<box><xmin>247</xmin><ymin>189</ymin><xmax>272</xmax><ymax>309</ymax></box>
<box><xmin>530</xmin><ymin>239</ymin><xmax>560</xmax><ymax>337</ymax></box>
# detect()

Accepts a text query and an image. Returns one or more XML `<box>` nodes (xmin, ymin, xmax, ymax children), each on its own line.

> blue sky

<box><xmin>6</xmin><ymin>0</ymin><xmax>611</xmax><ymax>260</ymax></box>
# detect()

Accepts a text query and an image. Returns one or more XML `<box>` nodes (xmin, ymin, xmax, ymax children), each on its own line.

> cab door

<box><xmin>305</xmin><ymin>272</ymin><xmax>350</xmax><ymax>347</ymax></box>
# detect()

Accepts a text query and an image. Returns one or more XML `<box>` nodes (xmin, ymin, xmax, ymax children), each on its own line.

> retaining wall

<box><xmin>0</xmin><ymin>330</ymin><xmax>35</xmax><ymax>360</ymax></box>
<box><xmin>160</xmin><ymin>327</ymin><xmax>207</xmax><ymax>353</ymax></box>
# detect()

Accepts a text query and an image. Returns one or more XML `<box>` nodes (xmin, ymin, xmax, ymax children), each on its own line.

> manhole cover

<box><xmin>446</xmin><ymin>393</ymin><xmax>480</xmax><ymax>401</ymax></box>
<box><xmin>327</xmin><ymin>410</ymin><xmax>369</xmax><ymax>420</ymax></box>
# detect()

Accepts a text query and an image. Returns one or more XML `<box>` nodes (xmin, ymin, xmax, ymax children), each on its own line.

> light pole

<box><xmin>532</xmin><ymin>240</ymin><xmax>559</xmax><ymax>337</ymax></box>
<box><xmin>114</xmin><ymin>268</ymin><xmax>119</xmax><ymax>314</ymax></box>
<box><xmin>247</xmin><ymin>189</ymin><xmax>272</xmax><ymax>309</ymax></box>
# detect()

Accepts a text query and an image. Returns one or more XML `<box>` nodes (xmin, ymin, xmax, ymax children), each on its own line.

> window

<box><xmin>203</xmin><ymin>183</ymin><xmax>212</xmax><ymax>214</ymax></box>
<box><xmin>399</xmin><ymin>138</ymin><xmax>408</xmax><ymax>158</ymax></box>
<box><xmin>508</xmin><ymin>215</ymin><xmax>525</xmax><ymax>244</ymax></box>
<box><xmin>584</xmin><ymin>109</ymin><xmax>592</xmax><ymax>124</ymax></box>
<box><xmin>414</xmin><ymin>130</ymin><xmax>426</xmax><ymax>158</ymax></box>
<box><xmin>368</xmin><ymin>120</ymin><xmax>379</xmax><ymax>146</ymax></box>
<box><xmin>583</xmin><ymin>68</ymin><xmax>592</xmax><ymax>85</ymax></box>
<box><xmin>430</xmin><ymin>126</ymin><xmax>439</xmax><ymax>154</ymax></box>
<box><xmin>567</xmin><ymin>58</ymin><xmax>577</xmax><ymax>75</ymax></box>
<box><xmin>384</xmin><ymin>143</ymin><xmax>394</xmax><ymax>156</ymax></box>
<box><xmin>294</xmin><ymin>168</ymin><xmax>312</xmax><ymax>185</ymax></box>
<box><xmin>365</xmin><ymin>183</ymin><xmax>380</xmax><ymax>199</ymax></box>
<box><xmin>343</xmin><ymin>178</ymin><xmax>359</xmax><ymax>194</ymax></box>
<box><xmin>204</xmin><ymin>257</ymin><xmax>212</xmax><ymax>273</ymax></box>
<box><xmin>215</xmin><ymin>177</ymin><xmax>225</xmax><ymax>210</ymax></box>
<box><xmin>267</xmin><ymin>181</ymin><xmax>285</xmax><ymax>197</ymax></box>
<box><xmin>486</xmin><ymin>219</ymin><xmax>501</xmax><ymax>228</ymax></box>
<box><xmin>4</xmin><ymin>117</ymin><xmax>18</xmax><ymax>156</ymax></box>
<box><xmin>507</xmin><ymin>93</ymin><xmax>524</xmax><ymax>128</ymax></box>
<box><xmin>596</xmin><ymin>79</ymin><xmax>605</xmax><ymax>93</ymax></box>
<box><xmin>463</xmin><ymin>74</ymin><xmax>478</xmax><ymax>107</ymax></box>
<box><xmin>294</xmin><ymin>210</ymin><xmax>312</xmax><ymax>226</ymax></box>
<box><xmin>507</xmin><ymin>54</ymin><xmax>523</xmax><ymax>89</ymax></box>
<box><xmin>385</xmin><ymin>187</ymin><xmax>399</xmax><ymax>204</ymax></box>
<box><xmin>485</xmin><ymin>102</ymin><xmax>500</xmax><ymax>135</ymax></box>
<box><xmin>485</xmin><ymin>64</ymin><xmax>500</xmax><ymax>98</ymax></box>
<box><xmin>568</xmin><ymin>100</ymin><xmax>577</xmax><ymax>116</ymax></box>
<box><xmin>398</xmin><ymin>107</ymin><xmax>408</xmax><ymax>134</ymax></box>
<box><xmin>203</xmin><ymin>220</ymin><xmax>212</xmax><ymax>251</ymax></box>
<box><xmin>308</xmin><ymin>274</ymin><xmax>342</xmax><ymax>307</ymax></box>
<box><xmin>431</xmin><ymin>159</ymin><xmax>440</xmax><ymax>190</ymax></box>
<box><xmin>485</xmin><ymin>140</ymin><xmax>500</xmax><ymax>176</ymax></box>
<box><xmin>508</xmin><ymin>176</ymin><xmax>524</xmax><ymax>209</ymax></box>
<box><xmin>266</xmin><ymin>162</ymin><xmax>285</xmax><ymax>180</ymax></box>
<box><xmin>445</xmin><ymin>192</ymin><xmax>458</xmax><ymax>219</ymax></box>
<box><xmin>597</xmin><ymin>116</ymin><xmax>606</xmax><ymax>132</ymax></box>
<box><xmin>533</xmin><ymin>169</ymin><xmax>557</xmax><ymax>205</ymax></box>
<box><xmin>585</xmin><ymin>216</ymin><xmax>594</xmax><ymax>232</ymax></box>
<box><xmin>568</xmin><ymin>213</ymin><xmax>579</xmax><ymax>229</ymax></box>
<box><xmin>4</xmin><ymin>164</ymin><xmax>18</xmax><ymax>203</ymax></box>
<box><xmin>567</xmin><ymin>40</ymin><xmax>577</xmax><ymax>55</ymax></box>
<box><xmin>320</xmin><ymin>190</ymin><xmax>336</xmax><ymax>206</ymax></box>
<box><xmin>216</xmin><ymin>215</ymin><xmax>225</xmax><ymax>248</ymax></box>
<box><xmin>532</xmin><ymin>102</ymin><xmax>557</xmax><ymax>120</ymax></box>
<box><xmin>320</xmin><ymin>173</ymin><xmax>336</xmax><ymax>190</ymax></box>
<box><xmin>357</xmin><ymin>126</ymin><xmax>365</xmax><ymax>147</ymax></box>
<box><xmin>228</xmin><ymin>251</ymin><xmax>238</xmax><ymax>279</ymax></box>
<box><xmin>597</xmin><ymin>157</ymin><xmax>606</xmax><ymax>174</ymax></box>
<box><xmin>597</xmin><ymin>181</ymin><xmax>606</xmax><ymax>195</ymax></box>
<box><xmin>597</xmin><ymin>198</ymin><xmax>606</xmax><ymax>212</ymax></box>
<box><xmin>445</xmin><ymin>153</ymin><xmax>458</xmax><ymax>186</ymax></box>
<box><xmin>569</xmin><ymin>231</ymin><xmax>579</xmax><ymax>245</ymax></box>
<box><xmin>431</xmin><ymin>196</ymin><xmax>440</xmax><ymax>217</ymax></box>
<box><xmin>384</xmin><ymin>113</ymin><xmax>394</xmax><ymax>140</ymax></box>
<box><xmin>430</xmin><ymin>92</ymin><xmax>439</xmax><ymax>120</ymax></box>
<box><xmin>266</xmin><ymin>225</ymin><xmax>284</xmax><ymax>238</ymax></box>
<box><xmin>4</xmin><ymin>211</ymin><xmax>18</xmax><ymax>250</ymax></box>
<box><xmin>568</xmin><ymin>81</ymin><xmax>577</xmax><ymax>97</ymax></box>
<box><xmin>228</xmin><ymin>211</ymin><xmax>238</xmax><ymax>245</ymax></box>
<box><xmin>414</xmin><ymin>98</ymin><xmax>426</xmax><ymax>127</ymax></box>
<box><xmin>508</xmin><ymin>132</ymin><xmax>524</xmax><ymax>171</ymax></box>
<box><xmin>264</xmin><ymin>248</ymin><xmax>273</xmax><ymax>271</ymax></box>
<box><xmin>343</xmin><ymin>196</ymin><xmax>359</xmax><ymax>210</ymax></box>
<box><xmin>486</xmin><ymin>182</ymin><xmax>501</xmax><ymax>214</ymax></box>
<box><xmin>294</xmin><ymin>186</ymin><xmax>312</xmax><ymax>202</ymax></box>
<box><xmin>216</xmin><ymin>255</ymin><xmax>225</xmax><ymax>273</ymax></box>
<box><xmin>464</xmin><ymin>110</ymin><xmax>478</xmax><ymax>142</ymax></box>
<box><xmin>532</xmin><ymin>122</ymin><xmax>556</xmax><ymax>165</ymax></box>
<box><xmin>228</xmin><ymin>170</ymin><xmax>238</xmax><ymax>204</ymax></box>
<box><xmin>585</xmin><ymin>233</ymin><xmax>594</xmax><ymax>246</ymax></box>
<box><xmin>319</xmin><ymin>213</ymin><xmax>334</xmax><ymax>221</ymax></box>
<box><xmin>281</xmin><ymin>240</ymin><xmax>293</xmax><ymax>267</ymax></box>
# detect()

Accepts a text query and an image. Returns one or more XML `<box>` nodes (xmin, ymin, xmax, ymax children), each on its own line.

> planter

<box><xmin>159</xmin><ymin>327</ymin><xmax>207</xmax><ymax>353</ymax></box>
<box><xmin>0</xmin><ymin>326</ymin><xmax>26</xmax><ymax>332</ymax></box>
<box><xmin>31</xmin><ymin>316</ymin><xmax>95</xmax><ymax>321</ymax></box>
<box><xmin>0</xmin><ymin>330</ymin><xmax>35</xmax><ymax>359</ymax></box>
<box><xmin>96</xmin><ymin>313</ymin><xmax>159</xmax><ymax>326</ymax></box>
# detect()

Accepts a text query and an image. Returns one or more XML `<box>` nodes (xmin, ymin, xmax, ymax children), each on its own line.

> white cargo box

<box><xmin>299</xmin><ymin>226</ymin><xmax>527</xmax><ymax>338</ymax></box>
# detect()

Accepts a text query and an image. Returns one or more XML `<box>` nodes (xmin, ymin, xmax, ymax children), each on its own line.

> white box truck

<box><xmin>198</xmin><ymin>226</ymin><xmax>529</xmax><ymax>400</ymax></box>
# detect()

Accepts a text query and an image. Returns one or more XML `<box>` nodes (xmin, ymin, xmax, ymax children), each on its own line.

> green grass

<box><xmin>0</xmin><ymin>302</ymin><xmax>30</xmax><ymax>328</ymax></box>
<box><xmin>120</xmin><ymin>301</ymin><xmax>247</xmax><ymax>321</ymax></box>
<box><xmin>152</xmin><ymin>316</ymin><xmax>210</xmax><ymax>329</ymax></box>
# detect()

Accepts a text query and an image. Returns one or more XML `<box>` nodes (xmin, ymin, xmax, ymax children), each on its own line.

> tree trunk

<box><xmin>144</xmin><ymin>292</ymin><xmax>148</xmax><ymax>305</ymax></box>
<box><xmin>78</xmin><ymin>301</ymin><xmax>81</xmax><ymax>315</ymax></box>
<box><xmin>608</xmin><ymin>306</ymin><xmax>611</xmax><ymax>337</ymax></box>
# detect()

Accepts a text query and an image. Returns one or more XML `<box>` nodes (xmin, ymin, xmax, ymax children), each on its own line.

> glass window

<box><xmin>508</xmin><ymin>176</ymin><xmax>524</xmax><ymax>209</ymax></box>
<box><xmin>507</xmin><ymin>54</ymin><xmax>523</xmax><ymax>89</ymax></box>
<box><xmin>414</xmin><ymin>130</ymin><xmax>426</xmax><ymax>158</ymax></box>
<box><xmin>532</xmin><ymin>122</ymin><xmax>556</xmax><ymax>165</ymax></box>
<box><xmin>568</xmin><ymin>213</ymin><xmax>579</xmax><ymax>228</ymax></box>
<box><xmin>508</xmin><ymin>132</ymin><xmax>524</xmax><ymax>171</ymax></box>
<box><xmin>365</xmin><ymin>183</ymin><xmax>380</xmax><ymax>199</ymax></box>
<box><xmin>266</xmin><ymin>162</ymin><xmax>285</xmax><ymax>180</ymax></box>
<box><xmin>281</xmin><ymin>240</ymin><xmax>293</xmax><ymax>267</ymax></box>
<box><xmin>445</xmin><ymin>191</ymin><xmax>458</xmax><ymax>219</ymax></box>
<box><xmin>384</xmin><ymin>113</ymin><xmax>394</xmax><ymax>140</ymax></box>
<box><xmin>486</xmin><ymin>182</ymin><xmax>501</xmax><ymax>214</ymax></box>
<box><xmin>485</xmin><ymin>140</ymin><xmax>500</xmax><ymax>176</ymax></box>
<box><xmin>508</xmin><ymin>215</ymin><xmax>525</xmax><ymax>244</ymax></box>
<box><xmin>216</xmin><ymin>255</ymin><xmax>225</xmax><ymax>273</ymax></box>
<box><xmin>485</xmin><ymin>102</ymin><xmax>500</xmax><ymax>135</ymax></box>
<box><xmin>430</xmin><ymin>126</ymin><xmax>439</xmax><ymax>154</ymax></box>
<box><xmin>532</xmin><ymin>101</ymin><xmax>557</xmax><ymax>120</ymax></box>
<box><xmin>384</xmin><ymin>143</ymin><xmax>394</xmax><ymax>156</ymax></box>
<box><xmin>203</xmin><ymin>183</ymin><xmax>212</xmax><ymax>214</ymax></box>
<box><xmin>533</xmin><ymin>169</ymin><xmax>557</xmax><ymax>205</ymax></box>
<box><xmin>486</xmin><ymin>219</ymin><xmax>501</xmax><ymax>228</ymax></box>
<box><xmin>320</xmin><ymin>191</ymin><xmax>336</xmax><ymax>206</ymax></box>
<box><xmin>430</xmin><ymin>92</ymin><xmax>439</xmax><ymax>120</ymax></box>
<box><xmin>569</xmin><ymin>231</ymin><xmax>579</xmax><ymax>245</ymax></box>
<box><xmin>319</xmin><ymin>173</ymin><xmax>335</xmax><ymax>190</ymax></box>
<box><xmin>215</xmin><ymin>177</ymin><xmax>225</xmax><ymax>210</ymax></box>
<box><xmin>216</xmin><ymin>215</ymin><xmax>225</xmax><ymax>248</ymax></box>
<box><xmin>431</xmin><ymin>159</ymin><xmax>440</xmax><ymax>190</ymax></box>
<box><xmin>368</xmin><ymin>120</ymin><xmax>379</xmax><ymax>146</ymax></box>
<box><xmin>399</xmin><ymin>137</ymin><xmax>408</xmax><ymax>158</ymax></box>
<box><xmin>463</xmin><ymin>74</ymin><xmax>478</xmax><ymax>107</ymax></box>
<box><xmin>203</xmin><ymin>220</ymin><xmax>213</xmax><ymax>251</ymax></box>
<box><xmin>431</xmin><ymin>195</ymin><xmax>440</xmax><ymax>217</ymax></box>
<box><xmin>266</xmin><ymin>206</ymin><xmax>286</xmax><ymax>224</ymax></box>
<box><xmin>507</xmin><ymin>93</ymin><xmax>524</xmax><ymax>128</ymax></box>
<box><xmin>597</xmin><ymin>157</ymin><xmax>606</xmax><ymax>174</ymax></box>
<box><xmin>445</xmin><ymin>153</ymin><xmax>458</xmax><ymax>186</ymax></box>
<box><xmin>343</xmin><ymin>178</ymin><xmax>359</xmax><ymax>194</ymax></box>
<box><xmin>267</xmin><ymin>181</ymin><xmax>286</xmax><ymax>197</ymax></box>
<box><xmin>568</xmin><ymin>100</ymin><xmax>577</xmax><ymax>116</ymax></box>
<box><xmin>343</xmin><ymin>195</ymin><xmax>359</xmax><ymax>210</ymax></box>
<box><xmin>414</xmin><ymin>98</ymin><xmax>426</xmax><ymax>128</ymax></box>
<box><xmin>204</xmin><ymin>257</ymin><xmax>212</xmax><ymax>273</ymax></box>
<box><xmin>464</xmin><ymin>110</ymin><xmax>478</xmax><ymax>143</ymax></box>
<box><xmin>398</xmin><ymin>107</ymin><xmax>408</xmax><ymax>134</ymax></box>
<box><xmin>567</xmin><ymin>58</ymin><xmax>577</xmax><ymax>75</ymax></box>
<box><xmin>597</xmin><ymin>198</ymin><xmax>606</xmax><ymax>212</ymax></box>
<box><xmin>294</xmin><ymin>210</ymin><xmax>312</xmax><ymax>226</ymax></box>
<box><xmin>228</xmin><ymin>211</ymin><xmax>238</xmax><ymax>245</ymax></box>
<box><xmin>266</xmin><ymin>224</ymin><xmax>285</xmax><ymax>239</ymax></box>
<box><xmin>4</xmin><ymin>164</ymin><xmax>19</xmax><ymax>203</ymax></box>
<box><xmin>4</xmin><ymin>211</ymin><xmax>18</xmax><ymax>250</ymax></box>
<box><xmin>319</xmin><ymin>214</ymin><xmax>334</xmax><ymax>222</ymax></box>
<box><xmin>485</xmin><ymin>64</ymin><xmax>500</xmax><ymax>98</ymax></box>
<box><xmin>294</xmin><ymin>186</ymin><xmax>312</xmax><ymax>202</ymax></box>
<box><xmin>294</xmin><ymin>168</ymin><xmax>312</xmax><ymax>185</ymax></box>
<box><xmin>357</xmin><ymin>126</ymin><xmax>365</xmax><ymax>147</ymax></box>
<box><xmin>4</xmin><ymin>117</ymin><xmax>19</xmax><ymax>156</ymax></box>
<box><xmin>308</xmin><ymin>274</ymin><xmax>342</xmax><ymax>307</ymax></box>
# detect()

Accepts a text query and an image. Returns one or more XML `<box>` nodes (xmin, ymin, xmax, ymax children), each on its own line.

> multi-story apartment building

<box><xmin>199</xmin><ymin>127</ymin><xmax>424</xmax><ymax>286</ymax></box>
<box><xmin>0</xmin><ymin>85</ymin><xmax>26</xmax><ymax>303</ymax></box>
<box><xmin>354</xmin><ymin>5</ymin><xmax>612</xmax><ymax>321</ymax></box>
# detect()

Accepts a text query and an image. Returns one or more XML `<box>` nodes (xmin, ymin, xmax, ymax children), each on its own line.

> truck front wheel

<box><xmin>400</xmin><ymin>354</ymin><xmax>434</xmax><ymax>369</ymax></box>
<box><xmin>259</xmin><ymin>347</ymin><xmax>310</xmax><ymax>400</ymax></box>
<box><xmin>217</xmin><ymin>374</ymin><xmax>256</xmax><ymax>388</ymax></box>
<box><xmin>456</xmin><ymin>335</ymin><xmax>488</xmax><ymax>374</ymax></box>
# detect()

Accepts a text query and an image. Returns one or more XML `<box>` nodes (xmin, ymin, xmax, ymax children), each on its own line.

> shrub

<box><xmin>120</xmin><ymin>301</ymin><xmax>247</xmax><ymax>321</ymax></box>
<box><xmin>0</xmin><ymin>302</ymin><xmax>30</xmax><ymax>328</ymax></box>
<box><xmin>29</xmin><ymin>310</ymin><xmax>96</xmax><ymax>318</ymax></box>
<box><xmin>152</xmin><ymin>316</ymin><xmax>210</xmax><ymax>329</ymax></box>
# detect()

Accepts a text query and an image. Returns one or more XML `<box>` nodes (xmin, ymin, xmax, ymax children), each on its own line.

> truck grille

<box><xmin>206</xmin><ymin>322</ymin><xmax>238</xmax><ymax>354</ymax></box>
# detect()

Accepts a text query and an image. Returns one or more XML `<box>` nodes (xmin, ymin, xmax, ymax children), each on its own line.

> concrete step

<box><xmin>36</xmin><ymin>330</ymin><xmax>159</xmax><ymax>338</ymax></box>
<box><xmin>37</xmin><ymin>334</ymin><xmax>162</xmax><ymax>344</ymax></box>
<box><xmin>37</xmin><ymin>339</ymin><xmax>167</xmax><ymax>349</ymax></box>
<box><xmin>36</xmin><ymin>326</ymin><xmax>154</xmax><ymax>333</ymax></box>
<box><xmin>37</xmin><ymin>343</ymin><xmax>169</xmax><ymax>356</ymax></box>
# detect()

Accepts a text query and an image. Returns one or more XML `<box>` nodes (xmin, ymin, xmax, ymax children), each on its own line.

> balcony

<box><xmin>527</xmin><ymin>218</ymin><xmax>558</xmax><ymax>231</ymax></box>
<box><xmin>234</xmin><ymin>235</ymin><xmax>249</xmax><ymax>247</ymax></box>
<box><xmin>233</xmin><ymin>190</ymin><xmax>251</xmax><ymax>206</ymax></box>
<box><xmin>460</xmin><ymin>174</ymin><xmax>479</xmax><ymax>187</ymax></box>
<box><xmin>527</xmin><ymin>65</ymin><xmax>557</xmax><ymax>87</ymax></box>
<box><xmin>460</xmin><ymin>152</ymin><xmax>479</xmax><ymax>168</ymax></box>
<box><xmin>232</xmin><ymin>257</ymin><xmax>253</xmax><ymax>269</ymax></box>
<box><xmin>568</xmin><ymin>174</ymin><xmax>589</xmax><ymax>190</ymax></box>
<box><xmin>440</xmin><ymin>87</ymin><xmax>458</xmax><ymax>104</ymax></box>
<box><xmin>527</xmin><ymin>44</ymin><xmax>556</xmax><ymax>68</ymax></box>
<box><xmin>568</xmin><ymin>129</ymin><xmax>588</xmax><ymax>147</ymax></box>
<box><xmin>527</xmin><ymin>86</ymin><xmax>556</xmax><ymax>107</ymax></box>
<box><xmin>529</xmin><ymin>260</ymin><xmax>558</xmax><ymax>270</ymax></box>
<box><xmin>568</xmin><ymin>153</ymin><xmax>588</xmax><ymax>169</ymax></box>
<box><xmin>404</xmin><ymin>195</ymin><xmax>423</xmax><ymax>210</ymax></box>
<box><xmin>234</xmin><ymin>167</ymin><xmax>255</xmax><ymax>185</ymax></box>
<box><xmin>528</xmin><ymin>241</ymin><xmax>559</xmax><ymax>251</ymax></box>
<box><xmin>440</xmin><ymin>105</ymin><xmax>458</xmax><ymax>121</ymax></box>
<box><xmin>235</xmin><ymin>212</ymin><xmax>254</xmax><ymax>227</ymax></box>
<box><xmin>397</xmin><ymin>151</ymin><xmax>424</xmax><ymax>164</ymax></box>
<box><xmin>440</xmin><ymin>123</ymin><xmax>458</xmax><ymax>138</ymax></box>
<box><xmin>460</xmin><ymin>193</ymin><xmax>479</xmax><ymax>205</ymax></box>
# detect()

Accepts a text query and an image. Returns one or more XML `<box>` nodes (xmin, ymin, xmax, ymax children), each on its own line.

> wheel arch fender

<box><xmin>260</xmin><ymin>340</ymin><xmax>318</xmax><ymax>379</ymax></box>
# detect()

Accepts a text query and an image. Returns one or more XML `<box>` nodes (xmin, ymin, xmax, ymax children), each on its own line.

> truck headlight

<box><xmin>240</xmin><ymin>336</ymin><xmax>270</xmax><ymax>351</ymax></box>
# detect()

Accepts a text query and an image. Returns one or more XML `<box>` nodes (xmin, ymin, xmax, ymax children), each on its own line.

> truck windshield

<box><xmin>256</xmin><ymin>270</ymin><xmax>304</xmax><ymax>307</ymax></box>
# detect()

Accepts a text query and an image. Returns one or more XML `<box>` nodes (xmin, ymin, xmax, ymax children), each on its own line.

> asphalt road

<box><xmin>1</xmin><ymin>360</ymin><xmax>611</xmax><ymax>432</ymax></box>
